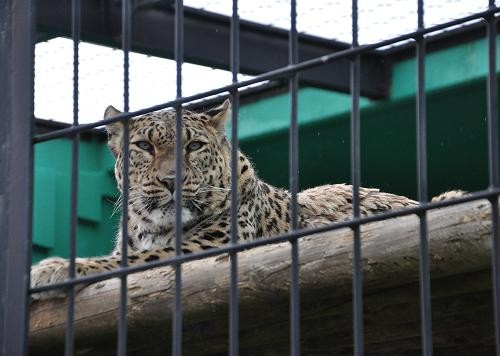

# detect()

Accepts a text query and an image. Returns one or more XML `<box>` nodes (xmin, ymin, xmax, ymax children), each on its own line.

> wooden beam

<box><xmin>29</xmin><ymin>199</ymin><xmax>497</xmax><ymax>355</ymax></box>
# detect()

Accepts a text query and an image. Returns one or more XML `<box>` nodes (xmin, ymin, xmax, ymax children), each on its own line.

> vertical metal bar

<box><xmin>173</xmin><ymin>1</ymin><xmax>184</xmax><ymax>355</ymax></box>
<box><xmin>486</xmin><ymin>2</ymin><xmax>500</xmax><ymax>355</ymax></box>
<box><xmin>416</xmin><ymin>1</ymin><xmax>433</xmax><ymax>355</ymax></box>
<box><xmin>488</xmin><ymin>2</ymin><xmax>499</xmax><ymax>188</ymax></box>
<box><xmin>229</xmin><ymin>0</ymin><xmax>240</xmax><ymax>355</ymax></box>
<box><xmin>122</xmin><ymin>2</ymin><xmax>130</xmax><ymax>115</ymax></box>
<box><xmin>0</xmin><ymin>0</ymin><xmax>34</xmax><ymax>353</ymax></box>
<box><xmin>350</xmin><ymin>1</ymin><xmax>364</xmax><ymax>355</ymax></box>
<box><xmin>289</xmin><ymin>0</ymin><xmax>299</xmax><ymax>231</ymax></box>
<box><xmin>65</xmin><ymin>0</ymin><xmax>81</xmax><ymax>353</ymax></box>
<box><xmin>118</xmin><ymin>0</ymin><xmax>131</xmax><ymax>354</ymax></box>
<box><xmin>491</xmin><ymin>197</ymin><xmax>500</xmax><ymax>356</ymax></box>
<box><xmin>289</xmin><ymin>1</ymin><xmax>300</xmax><ymax>355</ymax></box>
<box><xmin>416</xmin><ymin>2</ymin><xmax>428</xmax><ymax>202</ymax></box>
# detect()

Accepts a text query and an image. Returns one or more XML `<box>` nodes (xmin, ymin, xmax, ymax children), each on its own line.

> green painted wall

<box><xmin>32</xmin><ymin>35</ymin><xmax>499</xmax><ymax>261</ymax></box>
<box><xmin>238</xmin><ymin>36</ymin><xmax>498</xmax><ymax>199</ymax></box>
<box><xmin>240</xmin><ymin>78</ymin><xmax>491</xmax><ymax>200</ymax></box>
<box><xmin>32</xmin><ymin>137</ymin><xmax>118</xmax><ymax>262</ymax></box>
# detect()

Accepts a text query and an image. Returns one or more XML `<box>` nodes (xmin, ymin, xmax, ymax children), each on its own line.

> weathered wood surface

<box><xmin>29</xmin><ymin>199</ymin><xmax>497</xmax><ymax>355</ymax></box>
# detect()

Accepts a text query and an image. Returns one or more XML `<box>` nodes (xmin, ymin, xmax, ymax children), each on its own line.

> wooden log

<box><xmin>29</xmin><ymin>199</ymin><xmax>497</xmax><ymax>355</ymax></box>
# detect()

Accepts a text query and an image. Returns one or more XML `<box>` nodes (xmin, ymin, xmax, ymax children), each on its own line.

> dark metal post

<box><xmin>289</xmin><ymin>1</ymin><xmax>300</xmax><ymax>355</ymax></box>
<box><xmin>0</xmin><ymin>0</ymin><xmax>34</xmax><ymax>354</ymax></box>
<box><xmin>118</xmin><ymin>0</ymin><xmax>131</xmax><ymax>354</ymax></box>
<box><xmin>416</xmin><ymin>1</ymin><xmax>433</xmax><ymax>355</ymax></box>
<box><xmin>486</xmin><ymin>1</ymin><xmax>500</xmax><ymax>355</ymax></box>
<box><xmin>173</xmin><ymin>1</ymin><xmax>184</xmax><ymax>355</ymax></box>
<box><xmin>65</xmin><ymin>0</ymin><xmax>81</xmax><ymax>354</ymax></box>
<box><xmin>350</xmin><ymin>1</ymin><xmax>364</xmax><ymax>355</ymax></box>
<box><xmin>229</xmin><ymin>0</ymin><xmax>240</xmax><ymax>354</ymax></box>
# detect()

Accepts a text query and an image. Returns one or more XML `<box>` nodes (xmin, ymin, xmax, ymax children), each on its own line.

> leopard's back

<box><xmin>298</xmin><ymin>184</ymin><xmax>418</xmax><ymax>228</ymax></box>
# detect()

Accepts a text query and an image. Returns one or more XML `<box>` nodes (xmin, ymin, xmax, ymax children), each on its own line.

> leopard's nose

<box><xmin>158</xmin><ymin>176</ymin><xmax>175</xmax><ymax>194</ymax></box>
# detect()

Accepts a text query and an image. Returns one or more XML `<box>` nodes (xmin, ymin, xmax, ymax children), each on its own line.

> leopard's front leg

<box><xmin>30</xmin><ymin>246</ymin><xmax>179</xmax><ymax>301</ymax></box>
<box><xmin>30</xmin><ymin>255</ymin><xmax>126</xmax><ymax>301</ymax></box>
<box><xmin>29</xmin><ymin>237</ymin><xmax>223</xmax><ymax>301</ymax></box>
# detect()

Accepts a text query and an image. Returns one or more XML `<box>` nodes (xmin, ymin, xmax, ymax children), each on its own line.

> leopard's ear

<box><xmin>206</xmin><ymin>99</ymin><xmax>231</xmax><ymax>135</ymax></box>
<box><xmin>103</xmin><ymin>105</ymin><xmax>124</xmax><ymax>157</ymax></box>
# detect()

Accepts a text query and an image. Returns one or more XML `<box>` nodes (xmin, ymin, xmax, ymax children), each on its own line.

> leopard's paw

<box><xmin>431</xmin><ymin>190</ymin><xmax>467</xmax><ymax>202</ymax></box>
<box><xmin>30</xmin><ymin>257</ymin><xmax>74</xmax><ymax>301</ymax></box>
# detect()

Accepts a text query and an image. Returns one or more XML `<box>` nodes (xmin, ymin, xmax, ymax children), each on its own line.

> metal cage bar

<box><xmin>0</xmin><ymin>0</ymin><xmax>34</xmax><ymax>354</ymax></box>
<box><xmin>65</xmin><ymin>0</ymin><xmax>81</xmax><ymax>353</ymax></box>
<box><xmin>117</xmin><ymin>0</ymin><xmax>131</xmax><ymax>354</ymax></box>
<box><xmin>486</xmin><ymin>1</ymin><xmax>500</xmax><ymax>354</ymax></box>
<box><xmin>229</xmin><ymin>0</ymin><xmax>240</xmax><ymax>355</ymax></box>
<box><xmin>289</xmin><ymin>0</ymin><xmax>300</xmax><ymax>353</ymax></box>
<box><xmin>173</xmin><ymin>0</ymin><xmax>184</xmax><ymax>354</ymax></box>
<box><xmin>350</xmin><ymin>0</ymin><xmax>364</xmax><ymax>354</ymax></box>
<box><xmin>415</xmin><ymin>1</ymin><xmax>433</xmax><ymax>355</ymax></box>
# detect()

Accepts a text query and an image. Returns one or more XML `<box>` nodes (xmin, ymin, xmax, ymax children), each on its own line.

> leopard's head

<box><xmin>104</xmin><ymin>100</ymin><xmax>232</xmax><ymax>232</ymax></box>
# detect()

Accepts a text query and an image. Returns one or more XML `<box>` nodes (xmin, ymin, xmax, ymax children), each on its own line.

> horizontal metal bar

<box><xmin>36</xmin><ymin>2</ymin><xmax>389</xmax><ymax>98</ymax></box>
<box><xmin>30</xmin><ymin>186</ymin><xmax>500</xmax><ymax>294</ymax></box>
<box><xmin>32</xmin><ymin>5</ymin><xmax>500</xmax><ymax>144</ymax></box>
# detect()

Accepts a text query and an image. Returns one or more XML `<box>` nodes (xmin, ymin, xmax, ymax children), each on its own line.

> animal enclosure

<box><xmin>2</xmin><ymin>1</ymin><xmax>500</xmax><ymax>355</ymax></box>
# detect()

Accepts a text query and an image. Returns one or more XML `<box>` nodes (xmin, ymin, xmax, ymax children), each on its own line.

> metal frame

<box><xmin>118</xmin><ymin>0</ymin><xmax>131</xmax><ymax>354</ymax></box>
<box><xmin>0</xmin><ymin>0</ymin><xmax>34</xmax><ymax>355</ymax></box>
<box><xmin>35</xmin><ymin>0</ymin><xmax>390</xmax><ymax>98</ymax></box>
<box><xmin>172</xmin><ymin>1</ymin><xmax>183</xmax><ymax>353</ymax></box>
<box><xmin>1</xmin><ymin>1</ymin><xmax>499</xmax><ymax>355</ymax></box>
<box><xmin>34</xmin><ymin>1</ymin><xmax>500</xmax><ymax>99</ymax></box>
<box><xmin>229</xmin><ymin>1</ymin><xmax>240</xmax><ymax>354</ymax></box>
<box><xmin>64</xmin><ymin>0</ymin><xmax>80</xmax><ymax>351</ymax></box>
<box><xmin>288</xmin><ymin>3</ymin><xmax>300</xmax><ymax>355</ymax></box>
<box><xmin>350</xmin><ymin>1</ymin><xmax>363</xmax><ymax>354</ymax></box>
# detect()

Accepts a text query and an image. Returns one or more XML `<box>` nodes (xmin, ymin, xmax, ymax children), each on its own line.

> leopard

<box><xmin>31</xmin><ymin>99</ymin><xmax>430</xmax><ymax>299</ymax></box>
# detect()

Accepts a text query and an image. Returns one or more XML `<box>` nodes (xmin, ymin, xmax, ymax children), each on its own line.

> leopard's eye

<box><xmin>135</xmin><ymin>140</ymin><xmax>153</xmax><ymax>152</ymax></box>
<box><xmin>187</xmin><ymin>140</ymin><xmax>205</xmax><ymax>152</ymax></box>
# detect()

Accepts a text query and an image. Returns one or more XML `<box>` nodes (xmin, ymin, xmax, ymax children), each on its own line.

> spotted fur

<box><xmin>31</xmin><ymin>99</ymin><xmax>459</xmax><ymax>298</ymax></box>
